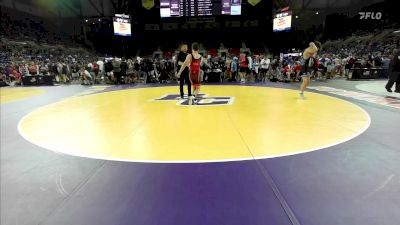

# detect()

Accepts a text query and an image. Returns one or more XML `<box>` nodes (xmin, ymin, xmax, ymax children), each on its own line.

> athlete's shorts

<box><xmin>301</xmin><ymin>58</ymin><xmax>314</xmax><ymax>77</ymax></box>
<box><xmin>190</xmin><ymin>71</ymin><xmax>201</xmax><ymax>87</ymax></box>
<box><xmin>239</xmin><ymin>67</ymin><xmax>249</xmax><ymax>73</ymax></box>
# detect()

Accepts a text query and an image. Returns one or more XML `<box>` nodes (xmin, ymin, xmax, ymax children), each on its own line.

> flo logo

<box><xmin>359</xmin><ymin>12</ymin><xmax>382</xmax><ymax>20</ymax></box>
<box><xmin>153</xmin><ymin>94</ymin><xmax>234</xmax><ymax>106</ymax></box>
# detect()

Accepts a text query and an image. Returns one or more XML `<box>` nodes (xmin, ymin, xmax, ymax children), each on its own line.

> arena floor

<box><xmin>1</xmin><ymin>80</ymin><xmax>400</xmax><ymax>225</ymax></box>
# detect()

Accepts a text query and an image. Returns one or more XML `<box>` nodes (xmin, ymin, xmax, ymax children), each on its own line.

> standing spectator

<box><xmin>326</xmin><ymin>58</ymin><xmax>335</xmax><ymax>79</ymax></box>
<box><xmin>96</xmin><ymin>58</ymin><xmax>104</xmax><ymax>76</ymax></box>
<box><xmin>125</xmin><ymin>59</ymin><xmax>135</xmax><ymax>83</ymax></box>
<box><xmin>104</xmin><ymin>59</ymin><xmax>114</xmax><ymax>83</ymax></box>
<box><xmin>87</xmin><ymin>61</ymin><xmax>94</xmax><ymax>72</ymax></box>
<box><xmin>231</xmin><ymin>57</ymin><xmax>238</xmax><ymax>82</ymax></box>
<box><xmin>239</xmin><ymin>52</ymin><xmax>249</xmax><ymax>84</ymax></box>
<box><xmin>335</xmin><ymin>57</ymin><xmax>343</xmax><ymax>77</ymax></box>
<box><xmin>247</xmin><ymin>54</ymin><xmax>254</xmax><ymax>82</ymax></box>
<box><xmin>61</xmin><ymin>62</ymin><xmax>69</xmax><ymax>83</ymax></box>
<box><xmin>260</xmin><ymin>55</ymin><xmax>270</xmax><ymax>83</ymax></box>
<box><xmin>385</xmin><ymin>50</ymin><xmax>400</xmax><ymax>93</ymax></box>
<box><xmin>224</xmin><ymin>58</ymin><xmax>232</xmax><ymax>81</ymax></box>
<box><xmin>253</xmin><ymin>56</ymin><xmax>260</xmax><ymax>82</ymax></box>
<box><xmin>56</xmin><ymin>61</ymin><xmax>63</xmax><ymax>82</ymax></box>
<box><xmin>120</xmin><ymin>57</ymin><xmax>128</xmax><ymax>84</ymax></box>
<box><xmin>382</xmin><ymin>55</ymin><xmax>391</xmax><ymax>70</ymax></box>
<box><xmin>345</xmin><ymin>56</ymin><xmax>356</xmax><ymax>77</ymax></box>
<box><xmin>112</xmin><ymin>58</ymin><xmax>121</xmax><ymax>84</ymax></box>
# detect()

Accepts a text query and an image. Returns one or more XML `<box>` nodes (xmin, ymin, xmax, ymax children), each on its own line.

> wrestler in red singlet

<box><xmin>190</xmin><ymin>53</ymin><xmax>202</xmax><ymax>87</ymax></box>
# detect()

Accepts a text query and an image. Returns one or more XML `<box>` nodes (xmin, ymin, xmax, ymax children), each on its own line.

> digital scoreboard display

<box><xmin>273</xmin><ymin>11</ymin><xmax>292</xmax><ymax>32</ymax></box>
<box><xmin>113</xmin><ymin>14</ymin><xmax>131</xmax><ymax>36</ymax></box>
<box><xmin>160</xmin><ymin>0</ymin><xmax>242</xmax><ymax>17</ymax></box>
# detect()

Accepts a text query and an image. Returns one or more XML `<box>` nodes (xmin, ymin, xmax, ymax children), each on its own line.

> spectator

<box><xmin>28</xmin><ymin>62</ymin><xmax>38</xmax><ymax>75</ymax></box>
<box><xmin>335</xmin><ymin>57</ymin><xmax>343</xmax><ymax>77</ymax></box>
<box><xmin>9</xmin><ymin>67</ymin><xmax>22</xmax><ymax>86</ymax></box>
<box><xmin>120</xmin><ymin>57</ymin><xmax>128</xmax><ymax>84</ymax></box>
<box><xmin>366</xmin><ymin>56</ymin><xmax>374</xmax><ymax>68</ymax></box>
<box><xmin>125</xmin><ymin>59</ymin><xmax>136</xmax><ymax>83</ymax></box>
<box><xmin>224</xmin><ymin>58</ymin><xmax>232</xmax><ymax>81</ymax></box>
<box><xmin>260</xmin><ymin>55</ymin><xmax>270</xmax><ymax>82</ymax></box>
<box><xmin>104</xmin><ymin>59</ymin><xmax>114</xmax><ymax>83</ymax></box>
<box><xmin>112</xmin><ymin>58</ymin><xmax>121</xmax><ymax>84</ymax></box>
<box><xmin>39</xmin><ymin>62</ymin><xmax>49</xmax><ymax>75</ymax></box>
<box><xmin>61</xmin><ymin>62</ymin><xmax>69</xmax><ymax>83</ymax></box>
<box><xmin>19</xmin><ymin>63</ymin><xmax>28</xmax><ymax>76</ymax></box>
<box><xmin>96</xmin><ymin>58</ymin><xmax>104</xmax><ymax>75</ymax></box>
<box><xmin>253</xmin><ymin>56</ymin><xmax>260</xmax><ymax>82</ymax></box>
<box><xmin>382</xmin><ymin>55</ymin><xmax>391</xmax><ymax>70</ymax></box>
<box><xmin>293</xmin><ymin>62</ymin><xmax>302</xmax><ymax>81</ymax></box>
<box><xmin>56</xmin><ymin>61</ymin><xmax>63</xmax><ymax>82</ymax></box>
<box><xmin>247</xmin><ymin>54</ymin><xmax>254</xmax><ymax>82</ymax></box>
<box><xmin>385</xmin><ymin>50</ymin><xmax>400</xmax><ymax>93</ymax></box>
<box><xmin>0</xmin><ymin>70</ymin><xmax>8</xmax><ymax>86</ymax></box>
<box><xmin>92</xmin><ymin>61</ymin><xmax>100</xmax><ymax>82</ymax></box>
<box><xmin>283</xmin><ymin>64</ymin><xmax>291</xmax><ymax>81</ymax></box>
<box><xmin>231</xmin><ymin>57</ymin><xmax>238</xmax><ymax>82</ymax></box>
<box><xmin>79</xmin><ymin>67</ymin><xmax>92</xmax><ymax>85</ymax></box>
<box><xmin>71</xmin><ymin>63</ymin><xmax>80</xmax><ymax>79</ymax></box>
<box><xmin>87</xmin><ymin>61</ymin><xmax>94</xmax><ymax>72</ymax></box>
<box><xmin>239</xmin><ymin>52</ymin><xmax>249</xmax><ymax>84</ymax></box>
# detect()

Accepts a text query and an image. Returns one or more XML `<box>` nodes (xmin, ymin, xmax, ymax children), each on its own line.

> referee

<box><xmin>177</xmin><ymin>43</ymin><xmax>192</xmax><ymax>99</ymax></box>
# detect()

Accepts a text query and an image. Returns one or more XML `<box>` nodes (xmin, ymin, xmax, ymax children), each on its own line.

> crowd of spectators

<box><xmin>0</xmin><ymin>37</ymin><xmax>178</xmax><ymax>86</ymax></box>
<box><xmin>1</xmin><ymin>28</ymin><xmax>399</xmax><ymax>87</ymax></box>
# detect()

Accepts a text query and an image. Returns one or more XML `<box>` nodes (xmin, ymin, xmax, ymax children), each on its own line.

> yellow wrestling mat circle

<box><xmin>18</xmin><ymin>86</ymin><xmax>370</xmax><ymax>163</ymax></box>
<box><xmin>1</xmin><ymin>88</ymin><xmax>45</xmax><ymax>103</ymax></box>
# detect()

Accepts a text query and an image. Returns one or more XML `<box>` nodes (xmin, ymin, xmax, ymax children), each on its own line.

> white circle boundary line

<box><xmin>17</xmin><ymin>85</ymin><xmax>371</xmax><ymax>164</ymax></box>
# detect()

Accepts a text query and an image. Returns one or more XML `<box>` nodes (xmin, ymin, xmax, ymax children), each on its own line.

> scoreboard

<box><xmin>160</xmin><ymin>0</ymin><xmax>242</xmax><ymax>17</ymax></box>
<box><xmin>113</xmin><ymin>14</ymin><xmax>132</xmax><ymax>36</ymax></box>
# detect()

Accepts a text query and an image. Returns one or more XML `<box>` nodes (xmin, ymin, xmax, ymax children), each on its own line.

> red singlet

<box><xmin>239</xmin><ymin>53</ymin><xmax>248</xmax><ymax>68</ymax></box>
<box><xmin>190</xmin><ymin>54</ymin><xmax>202</xmax><ymax>87</ymax></box>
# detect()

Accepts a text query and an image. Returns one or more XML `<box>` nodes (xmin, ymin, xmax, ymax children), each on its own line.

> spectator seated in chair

<box><xmin>0</xmin><ymin>70</ymin><xmax>10</xmax><ymax>86</ymax></box>
<box><xmin>9</xmin><ymin>67</ymin><xmax>22</xmax><ymax>86</ymax></box>
<box><xmin>292</xmin><ymin>62</ymin><xmax>302</xmax><ymax>82</ymax></box>
<box><xmin>79</xmin><ymin>67</ymin><xmax>93</xmax><ymax>85</ymax></box>
<box><xmin>28</xmin><ymin>62</ymin><xmax>38</xmax><ymax>75</ymax></box>
<box><xmin>92</xmin><ymin>61</ymin><xmax>100</xmax><ymax>83</ymax></box>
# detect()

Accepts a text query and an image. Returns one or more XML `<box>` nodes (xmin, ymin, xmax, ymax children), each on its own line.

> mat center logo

<box><xmin>154</xmin><ymin>94</ymin><xmax>234</xmax><ymax>106</ymax></box>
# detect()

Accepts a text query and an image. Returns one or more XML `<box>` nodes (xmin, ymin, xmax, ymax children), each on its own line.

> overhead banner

<box><xmin>142</xmin><ymin>0</ymin><xmax>155</xmax><ymax>10</ymax></box>
<box><xmin>248</xmin><ymin>0</ymin><xmax>262</xmax><ymax>6</ymax></box>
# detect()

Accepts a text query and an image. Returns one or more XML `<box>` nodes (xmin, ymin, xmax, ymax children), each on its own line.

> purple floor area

<box><xmin>41</xmin><ymin>162</ymin><xmax>293</xmax><ymax>225</ymax></box>
<box><xmin>1</xmin><ymin>83</ymin><xmax>400</xmax><ymax>225</ymax></box>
